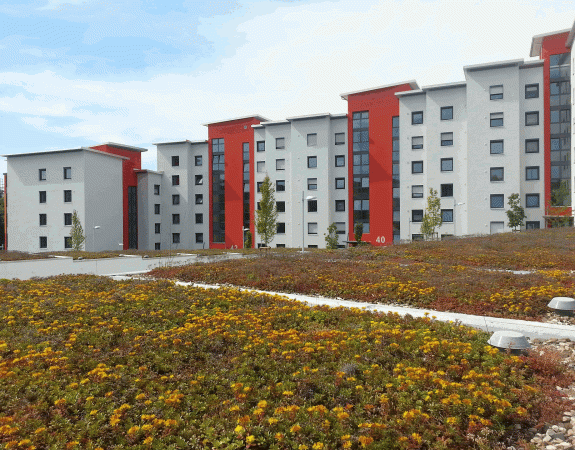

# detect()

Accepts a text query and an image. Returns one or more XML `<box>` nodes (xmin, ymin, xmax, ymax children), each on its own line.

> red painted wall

<box><xmin>538</xmin><ymin>32</ymin><xmax>572</xmax><ymax>219</ymax></box>
<box><xmin>207</xmin><ymin>118</ymin><xmax>263</xmax><ymax>249</ymax></box>
<box><xmin>345</xmin><ymin>84</ymin><xmax>415</xmax><ymax>246</ymax></box>
<box><xmin>90</xmin><ymin>144</ymin><xmax>142</xmax><ymax>249</ymax></box>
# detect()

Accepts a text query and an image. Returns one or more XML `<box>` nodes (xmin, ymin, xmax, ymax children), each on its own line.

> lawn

<box><xmin>0</xmin><ymin>275</ymin><xmax>572</xmax><ymax>449</ymax></box>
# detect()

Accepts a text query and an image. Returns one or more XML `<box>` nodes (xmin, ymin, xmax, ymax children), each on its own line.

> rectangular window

<box><xmin>40</xmin><ymin>191</ymin><xmax>47</xmax><ymax>203</ymax></box>
<box><xmin>490</xmin><ymin>167</ymin><xmax>504</xmax><ymax>182</ymax></box>
<box><xmin>40</xmin><ymin>236</ymin><xmax>47</xmax><ymax>249</ymax></box>
<box><xmin>412</xmin><ymin>185</ymin><xmax>424</xmax><ymax>198</ymax></box>
<box><xmin>257</xmin><ymin>161</ymin><xmax>265</xmax><ymax>173</ymax></box>
<box><xmin>490</xmin><ymin>194</ymin><xmax>504</xmax><ymax>208</ymax></box>
<box><xmin>335</xmin><ymin>178</ymin><xmax>345</xmax><ymax>189</ymax></box>
<box><xmin>172</xmin><ymin>214</ymin><xmax>180</xmax><ymax>224</ymax></box>
<box><xmin>39</xmin><ymin>214</ymin><xmax>47</xmax><ymax>226</ymax></box>
<box><xmin>276</xmin><ymin>159</ymin><xmax>285</xmax><ymax>171</ymax></box>
<box><xmin>335</xmin><ymin>133</ymin><xmax>345</xmax><ymax>145</ymax></box>
<box><xmin>307</xmin><ymin>156</ymin><xmax>317</xmax><ymax>168</ymax></box>
<box><xmin>412</xmin><ymin>111</ymin><xmax>423</xmax><ymax>124</ymax></box>
<box><xmin>276</xmin><ymin>201</ymin><xmax>285</xmax><ymax>212</ymax></box>
<box><xmin>155</xmin><ymin>243</ymin><xmax>161</xmax><ymax>250</ymax></box>
<box><xmin>441</xmin><ymin>132</ymin><xmax>453</xmax><ymax>146</ymax></box>
<box><xmin>257</xmin><ymin>182</ymin><xmax>262</xmax><ymax>193</ymax></box>
<box><xmin>172</xmin><ymin>175</ymin><xmax>180</xmax><ymax>186</ymax></box>
<box><xmin>195</xmin><ymin>194</ymin><xmax>203</xmax><ymax>204</ymax></box>
<box><xmin>441</xmin><ymin>184</ymin><xmax>453</xmax><ymax>197</ymax></box>
<box><xmin>64</xmin><ymin>190</ymin><xmax>72</xmax><ymax>203</ymax></box>
<box><xmin>490</xmin><ymin>85</ymin><xmax>503</xmax><ymax>100</ymax></box>
<box><xmin>195</xmin><ymin>213</ymin><xmax>203</xmax><ymax>224</ymax></box>
<box><xmin>308</xmin><ymin>178</ymin><xmax>317</xmax><ymax>190</ymax></box>
<box><xmin>172</xmin><ymin>233</ymin><xmax>180</xmax><ymax>244</ymax></box>
<box><xmin>63</xmin><ymin>167</ymin><xmax>71</xmax><ymax>179</ymax></box>
<box><xmin>490</xmin><ymin>140</ymin><xmax>504</xmax><ymax>154</ymax></box>
<box><xmin>412</xmin><ymin>161</ymin><xmax>423</xmax><ymax>174</ymax></box>
<box><xmin>307</xmin><ymin>133</ymin><xmax>317</xmax><ymax>147</ymax></box>
<box><xmin>525</xmin><ymin>139</ymin><xmax>539</xmax><ymax>153</ymax></box>
<box><xmin>525</xmin><ymin>111</ymin><xmax>539</xmax><ymax>126</ymax></box>
<box><xmin>154</xmin><ymin>204</ymin><xmax>160</xmax><ymax>214</ymax></box>
<box><xmin>525</xmin><ymin>84</ymin><xmax>539</xmax><ymax>99</ymax></box>
<box><xmin>257</xmin><ymin>141</ymin><xmax>265</xmax><ymax>152</ymax></box>
<box><xmin>490</xmin><ymin>112</ymin><xmax>504</xmax><ymax>127</ymax></box>
<box><xmin>412</xmin><ymin>234</ymin><xmax>424</xmax><ymax>241</ymax></box>
<box><xmin>441</xmin><ymin>209</ymin><xmax>453</xmax><ymax>223</ymax></box>
<box><xmin>155</xmin><ymin>223</ymin><xmax>160</xmax><ymax>234</ymax></box>
<box><xmin>64</xmin><ymin>237</ymin><xmax>72</xmax><ymax>249</ymax></box>
<box><xmin>308</xmin><ymin>222</ymin><xmax>318</xmax><ymax>234</ymax></box>
<box><xmin>412</xmin><ymin>210</ymin><xmax>423</xmax><ymax>222</ymax></box>
<box><xmin>172</xmin><ymin>194</ymin><xmax>180</xmax><ymax>205</ymax></box>
<box><xmin>335</xmin><ymin>155</ymin><xmax>345</xmax><ymax>167</ymax></box>
<box><xmin>335</xmin><ymin>222</ymin><xmax>345</xmax><ymax>235</ymax></box>
<box><xmin>441</xmin><ymin>106</ymin><xmax>453</xmax><ymax>120</ymax></box>
<box><xmin>441</xmin><ymin>158</ymin><xmax>453</xmax><ymax>172</ymax></box>
<box><xmin>171</xmin><ymin>155</ymin><xmax>179</xmax><ymax>166</ymax></box>
<box><xmin>277</xmin><ymin>222</ymin><xmax>285</xmax><ymax>234</ymax></box>
<box><xmin>195</xmin><ymin>233</ymin><xmax>203</xmax><ymax>244</ymax></box>
<box><xmin>526</xmin><ymin>221</ymin><xmax>540</xmax><ymax>229</ymax></box>
<box><xmin>308</xmin><ymin>200</ymin><xmax>317</xmax><ymax>212</ymax></box>
<box><xmin>490</xmin><ymin>222</ymin><xmax>504</xmax><ymax>234</ymax></box>
<box><xmin>39</xmin><ymin>168</ymin><xmax>46</xmax><ymax>181</ymax></box>
<box><xmin>335</xmin><ymin>200</ymin><xmax>345</xmax><ymax>212</ymax></box>
<box><xmin>195</xmin><ymin>175</ymin><xmax>203</xmax><ymax>185</ymax></box>
<box><xmin>276</xmin><ymin>137</ymin><xmax>285</xmax><ymax>149</ymax></box>
<box><xmin>525</xmin><ymin>166</ymin><xmax>540</xmax><ymax>180</ymax></box>
<box><xmin>276</xmin><ymin>180</ymin><xmax>285</xmax><ymax>192</ymax></box>
<box><xmin>195</xmin><ymin>155</ymin><xmax>202</xmax><ymax>166</ymax></box>
<box><xmin>526</xmin><ymin>193</ymin><xmax>540</xmax><ymax>208</ymax></box>
<box><xmin>154</xmin><ymin>184</ymin><xmax>160</xmax><ymax>195</ymax></box>
<box><xmin>64</xmin><ymin>213</ymin><xmax>72</xmax><ymax>226</ymax></box>
<box><xmin>412</xmin><ymin>136</ymin><xmax>423</xmax><ymax>149</ymax></box>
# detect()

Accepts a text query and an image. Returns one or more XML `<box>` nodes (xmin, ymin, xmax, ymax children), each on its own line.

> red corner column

<box><xmin>342</xmin><ymin>82</ymin><xmax>417</xmax><ymax>246</ymax></box>
<box><xmin>206</xmin><ymin>116</ymin><xmax>266</xmax><ymax>249</ymax></box>
<box><xmin>90</xmin><ymin>143</ymin><xmax>145</xmax><ymax>249</ymax></box>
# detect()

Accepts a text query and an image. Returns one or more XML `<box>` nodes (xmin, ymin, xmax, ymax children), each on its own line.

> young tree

<box><xmin>506</xmin><ymin>193</ymin><xmax>526</xmax><ymax>231</ymax></box>
<box><xmin>255</xmin><ymin>176</ymin><xmax>278</xmax><ymax>247</ymax></box>
<box><xmin>354</xmin><ymin>222</ymin><xmax>363</xmax><ymax>244</ymax></box>
<box><xmin>551</xmin><ymin>180</ymin><xmax>570</xmax><ymax>206</ymax></box>
<box><xmin>244</xmin><ymin>230</ymin><xmax>252</xmax><ymax>249</ymax></box>
<box><xmin>70</xmin><ymin>210</ymin><xmax>86</xmax><ymax>251</ymax></box>
<box><xmin>420</xmin><ymin>188</ymin><xmax>442</xmax><ymax>240</ymax></box>
<box><xmin>549</xmin><ymin>181</ymin><xmax>572</xmax><ymax>227</ymax></box>
<box><xmin>324</xmin><ymin>222</ymin><xmax>339</xmax><ymax>249</ymax></box>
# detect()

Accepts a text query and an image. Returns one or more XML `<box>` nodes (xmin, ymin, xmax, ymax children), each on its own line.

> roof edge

<box><xmin>202</xmin><ymin>115</ymin><xmax>270</xmax><ymax>127</ymax></box>
<box><xmin>340</xmin><ymin>80</ymin><xmax>419</xmax><ymax>100</ymax></box>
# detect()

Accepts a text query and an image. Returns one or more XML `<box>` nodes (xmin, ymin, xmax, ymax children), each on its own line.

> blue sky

<box><xmin>0</xmin><ymin>0</ymin><xmax>574</xmax><ymax>174</ymax></box>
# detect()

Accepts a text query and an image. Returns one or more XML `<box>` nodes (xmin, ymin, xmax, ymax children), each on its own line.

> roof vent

<box><xmin>548</xmin><ymin>297</ymin><xmax>575</xmax><ymax>316</ymax></box>
<box><xmin>487</xmin><ymin>331</ymin><xmax>530</xmax><ymax>354</ymax></box>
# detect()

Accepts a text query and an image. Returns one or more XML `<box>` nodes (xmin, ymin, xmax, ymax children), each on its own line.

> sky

<box><xmin>0</xmin><ymin>0</ymin><xmax>574</xmax><ymax>175</ymax></box>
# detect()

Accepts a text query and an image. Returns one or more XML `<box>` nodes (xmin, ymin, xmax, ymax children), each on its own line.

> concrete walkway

<box><xmin>108</xmin><ymin>273</ymin><xmax>575</xmax><ymax>341</ymax></box>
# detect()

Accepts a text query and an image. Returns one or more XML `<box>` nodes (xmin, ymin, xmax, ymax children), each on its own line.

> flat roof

<box><xmin>96</xmin><ymin>142</ymin><xmax>148</xmax><ymax>152</ymax></box>
<box><xmin>566</xmin><ymin>20</ymin><xmax>575</xmax><ymax>48</ymax></box>
<box><xmin>135</xmin><ymin>169</ymin><xmax>163</xmax><ymax>175</ymax></box>
<box><xmin>2</xmin><ymin>147</ymin><xmax>129</xmax><ymax>160</ymax></box>
<box><xmin>421</xmin><ymin>81</ymin><xmax>467</xmax><ymax>91</ymax></box>
<box><xmin>254</xmin><ymin>119</ymin><xmax>290</xmax><ymax>127</ymax></box>
<box><xmin>340</xmin><ymin>80</ymin><xmax>419</xmax><ymax>100</ymax></box>
<box><xmin>519</xmin><ymin>60</ymin><xmax>544</xmax><ymax>69</ymax></box>
<box><xmin>530</xmin><ymin>27</ymin><xmax>572</xmax><ymax>57</ymax></box>
<box><xmin>286</xmin><ymin>113</ymin><xmax>332</xmax><ymax>122</ymax></box>
<box><xmin>153</xmin><ymin>140</ymin><xmax>191</xmax><ymax>146</ymax></box>
<box><xmin>202</xmin><ymin>115</ymin><xmax>270</xmax><ymax>126</ymax></box>
<box><xmin>464</xmin><ymin>58</ymin><xmax>524</xmax><ymax>72</ymax></box>
<box><xmin>395</xmin><ymin>89</ymin><xmax>425</xmax><ymax>98</ymax></box>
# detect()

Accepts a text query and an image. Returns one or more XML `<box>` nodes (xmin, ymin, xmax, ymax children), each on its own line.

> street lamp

<box><xmin>93</xmin><ymin>226</ymin><xmax>100</xmax><ymax>252</ymax></box>
<box><xmin>301</xmin><ymin>191</ymin><xmax>317</xmax><ymax>253</ymax></box>
<box><xmin>454</xmin><ymin>201</ymin><xmax>465</xmax><ymax>237</ymax></box>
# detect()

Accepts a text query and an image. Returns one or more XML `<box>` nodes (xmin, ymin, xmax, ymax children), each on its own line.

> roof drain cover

<box><xmin>487</xmin><ymin>331</ymin><xmax>530</xmax><ymax>355</ymax></box>
<box><xmin>548</xmin><ymin>297</ymin><xmax>575</xmax><ymax>316</ymax></box>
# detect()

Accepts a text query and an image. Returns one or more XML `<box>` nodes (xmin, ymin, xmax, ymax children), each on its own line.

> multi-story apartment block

<box><xmin>2</xmin><ymin>22</ymin><xmax>574</xmax><ymax>252</ymax></box>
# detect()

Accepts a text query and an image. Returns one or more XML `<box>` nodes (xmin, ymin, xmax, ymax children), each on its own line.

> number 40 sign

<box><xmin>374</xmin><ymin>236</ymin><xmax>386</xmax><ymax>244</ymax></box>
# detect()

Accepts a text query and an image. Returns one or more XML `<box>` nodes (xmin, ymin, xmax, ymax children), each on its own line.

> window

<box><xmin>307</xmin><ymin>133</ymin><xmax>317</xmax><ymax>146</ymax></box>
<box><xmin>39</xmin><ymin>191</ymin><xmax>47</xmax><ymax>203</ymax></box>
<box><xmin>195</xmin><ymin>233</ymin><xmax>203</xmax><ymax>244</ymax></box>
<box><xmin>412</xmin><ymin>185</ymin><xmax>424</xmax><ymax>198</ymax></box>
<box><xmin>169</xmin><ymin>214</ymin><xmax>179</xmax><ymax>225</ymax></box>
<box><xmin>441</xmin><ymin>106</ymin><xmax>453</xmax><ymax>120</ymax></box>
<box><xmin>412</xmin><ymin>136</ymin><xmax>423</xmax><ymax>149</ymax></box>
<box><xmin>308</xmin><ymin>200</ymin><xmax>317</xmax><ymax>212</ymax></box>
<box><xmin>193</xmin><ymin>155</ymin><xmax>202</xmax><ymax>166</ymax></box>
<box><xmin>276</xmin><ymin>159</ymin><xmax>285</xmax><ymax>171</ymax></box>
<box><xmin>257</xmin><ymin>141</ymin><xmax>265</xmax><ymax>152</ymax></box>
<box><xmin>172</xmin><ymin>175</ymin><xmax>180</xmax><ymax>186</ymax></box>
<box><xmin>525</xmin><ymin>84</ymin><xmax>539</xmax><ymax>99</ymax></box>
<box><xmin>490</xmin><ymin>222</ymin><xmax>504</xmax><ymax>234</ymax></box>
<box><xmin>64</xmin><ymin>213</ymin><xmax>72</xmax><ymax>226</ymax></box>
<box><xmin>172</xmin><ymin>233</ymin><xmax>180</xmax><ymax>244</ymax></box>
<box><xmin>64</xmin><ymin>190</ymin><xmax>72</xmax><ymax>203</ymax></box>
<box><xmin>257</xmin><ymin>182</ymin><xmax>263</xmax><ymax>193</ymax></box>
<box><xmin>171</xmin><ymin>155</ymin><xmax>179</xmax><ymax>166</ymax></box>
<box><xmin>276</xmin><ymin>137</ymin><xmax>285</xmax><ymax>149</ymax></box>
<box><xmin>526</xmin><ymin>221</ymin><xmax>540</xmax><ymax>230</ymax></box>
<box><xmin>155</xmin><ymin>223</ymin><xmax>160</xmax><ymax>234</ymax></box>
<box><xmin>490</xmin><ymin>85</ymin><xmax>503</xmax><ymax>100</ymax></box>
<box><xmin>334</xmin><ymin>222</ymin><xmax>345</xmax><ymax>235</ymax></box>
<box><xmin>277</xmin><ymin>223</ymin><xmax>285</xmax><ymax>234</ymax></box>
<box><xmin>256</xmin><ymin>202</ymin><xmax>261</xmax><ymax>211</ymax></box>
<box><xmin>335</xmin><ymin>200</ymin><xmax>345</xmax><ymax>212</ymax></box>
<box><xmin>412</xmin><ymin>161</ymin><xmax>423</xmax><ymax>174</ymax></box>
<box><xmin>412</xmin><ymin>210</ymin><xmax>423</xmax><ymax>222</ymax></box>
<box><xmin>335</xmin><ymin>178</ymin><xmax>345</xmax><ymax>189</ymax></box>
<box><xmin>441</xmin><ymin>158</ymin><xmax>453</xmax><ymax>172</ymax></box>
<box><xmin>308</xmin><ymin>178</ymin><xmax>317</xmax><ymax>190</ymax></box>
<box><xmin>172</xmin><ymin>194</ymin><xmax>180</xmax><ymax>205</ymax></box>
<box><xmin>154</xmin><ymin>184</ymin><xmax>160</xmax><ymax>195</ymax></box>
<box><xmin>154</xmin><ymin>204</ymin><xmax>160</xmax><ymax>214</ymax></box>
<box><xmin>195</xmin><ymin>175</ymin><xmax>203</xmax><ymax>185</ymax></box>
<box><xmin>441</xmin><ymin>184</ymin><xmax>453</xmax><ymax>197</ymax></box>
<box><xmin>441</xmin><ymin>209</ymin><xmax>453</xmax><ymax>223</ymax></box>
<box><xmin>490</xmin><ymin>167</ymin><xmax>504</xmax><ymax>182</ymax></box>
<box><xmin>193</xmin><ymin>213</ymin><xmax>201</xmax><ymax>224</ymax></box>
<box><xmin>308</xmin><ymin>222</ymin><xmax>318</xmax><ymax>234</ymax></box>
<box><xmin>490</xmin><ymin>140</ymin><xmax>504</xmax><ymax>154</ymax></box>
<box><xmin>526</xmin><ymin>193</ymin><xmax>540</xmax><ymax>208</ymax></box>
<box><xmin>39</xmin><ymin>169</ymin><xmax>46</xmax><ymax>181</ymax></box>
<box><xmin>64</xmin><ymin>237</ymin><xmax>72</xmax><ymax>249</ymax></box>
<box><xmin>526</xmin><ymin>166</ymin><xmax>540</xmax><ymax>180</ymax></box>
<box><xmin>525</xmin><ymin>111</ymin><xmax>539</xmax><ymax>126</ymax></box>
<box><xmin>441</xmin><ymin>132</ymin><xmax>453</xmax><ymax>146</ymax></box>
<box><xmin>276</xmin><ymin>180</ymin><xmax>285</xmax><ymax>192</ymax></box>
<box><xmin>307</xmin><ymin>156</ymin><xmax>317</xmax><ymax>168</ymax></box>
<box><xmin>525</xmin><ymin>139</ymin><xmax>539</xmax><ymax>153</ymax></box>
<box><xmin>257</xmin><ymin>161</ymin><xmax>265</xmax><ymax>173</ymax></box>
<box><xmin>412</xmin><ymin>111</ymin><xmax>423</xmax><ymax>124</ymax></box>
<box><xmin>39</xmin><ymin>214</ymin><xmax>47</xmax><ymax>226</ymax></box>
<box><xmin>490</xmin><ymin>194</ymin><xmax>504</xmax><ymax>208</ymax></box>
<box><xmin>276</xmin><ymin>201</ymin><xmax>285</xmax><ymax>212</ymax></box>
<box><xmin>335</xmin><ymin>133</ymin><xmax>345</xmax><ymax>145</ymax></box>
<box><xmin>412</xmin><ymin>234</ymin><xmax>424</xmax><ymax>241</ymax></box>
<box><xmin>276</xmin><ymin>244</ymin><xmax>286</xmax><ymax>248</ymax></box>
<box><xmin>195</xmin><ymin>194</ymin><xmax>203</xmax><ymax>204</ymax></box>
<box><xmin>39</xmin><ymin>236</ymin><xmax>47</xmax><ymax>249</ymax></box>
<box><xmin>63</xmin><ymin>167</ymin><xmax>71</xmax><ymax>179</ymax></box>
<box><xmin>490</xmin><ymin>112</ymin><xmax>503</xmax><ymax>127</ymax></box>
<box><xmin>155</xmin><ymin>243</ymin><xmax>161</xmax><ymax>250</ymax></box>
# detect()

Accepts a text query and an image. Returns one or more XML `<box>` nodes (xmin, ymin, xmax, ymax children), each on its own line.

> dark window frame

<box><xmin>171</xmin><ymin>155</ymin><xmax>179</xmax><ymax>167</ymax></box>
<box><xmin>412</xmin><ymin>161</ymin><xmax>423</xmax><ymax>174</ymax></box>
<box><xmin>412</xmin><ymin>136</ymin><xmax>423</xmax><ymax>149</ymax></box>
<box><xmin>525</xmin><ymin>84</ymin><xmax>539</xmax><ymax>99</ymax></box>
<box><xmin>172</xmin><ymin>233</ymin><xmax>180</xmax><ymax>244</ymax></box>
<box><xmin>440</xmin><ymin>106</ymin><xmax>453</xmax><ymax>120</ymax></box>
<box><xmin>195</xmin><ymin>174</ymin><xmax>203</xmax><ymax>185</ymax></box>
<box><xmin>490</xmin><ymin>140</ymin><xmax>504</xmax><ymax>154</ymax></box>
<box><xmin>490</xmin><ymin>85</ymin><xmax>503</xmax><ymax>100</ymax></box>
<box><xmin>441</xmin><ymin>209</ymin><xmax>454</xmax><ymax>223</ymax></box>
<box><xmin>173</xmin><ymin>214</ymin><xmax>181</xmax><ymax>225</ymax></box>
<box><xmin>39</xmin><ymin>213</ymin><xmax>47</xmax><ymax>226</ymax></box>
<box><xmin>39</xmin><ymin>168</ymin><xmax>46</xmax><ymax>181</ymax></box>
<box><xmin>63</xmin><ymin>167</ymin><xmax>72</xmax><ymax>180</ymax></box>
<box><xmin>525</xmin><ymin>166</ymin><xmax>540</xmax><ymax>181</ymax></box>
<box><xmin>335</xmin><ymin>200</ymin><xmax>345</xmax><ymax>212</ymax></box>
<box><xmin>195</xmin><ymin>213</ymin><xmax>203</xmax><ymax>224</ymax></box>
<box><xmin>335</xmin><ymin>155</ymin><xmax>345</xmax><ymax>167</ymax></box>
<box><xmin>526</xmin><ymin>193</ymin><xmax>540</xmax><ymax>208</ymax></box>
<box><xmin>490</xmin><ymin>167</ymin><xmax>504</xmax><ymax>182</ymax></box>
<box><xmin>490</xmin><ymin>194</ymin><xmax>505</xmax><ymax>209</ymax></box>
<box><xmin>276</xmin><ymin>137</ymin><xmax>285</xmax><ymax>149</ymax></box>
<box><xmin>277</xmin><ymin>222</ymin><xmax>286</xmax><ymax>234</ymax></box>
<box><xmin>335</xmin><ymin>178</ymin><xmax>345</xmax><ymax>189</ymax></box>
<box><xmin>172</xmin><ymin>194</ymin><xmax>180</xmax><ymax>205</ymax></box>
<box><xmin>172</xmin><ymin>175</ymin><xmax>180</xmax><ymax>186</ymax></box>
<box><xmin>64</xmin><ymin>190</ymin><xmax>72</xmax><ymax>203</ymax></box>
<box><xmin>412</xmin><ymin>185</ymin><xmax>424</xmax><ymax>198</ymax></box>
<box><xmin>525</xmin><ymin>111</ymin><xmax>539</xmax><ymax>126</ymax></box>
<box><xmin>525</xmin><ymin>139</ymin><xmax>539</xmax><ymax>153</ymax></box>
<box><xmin>64</xmin><ymin>213</ymin><xmax>72</xmax><ymax>226</ymax></box>
<box><xmin>39</xmin><ymin>236</ymin><xmax>47</xmax><ymax>249</ymax></box>
<box><xmin>412</xmin><ymin>111</ymin><xmax>423</xmax><ymax>125</ymax></box>
<box><xmin>257</xmin><ymin>141</ymin><xmax>265</xmax><ymax>152</ymax></box>
<box><xmin>276</xmin><ymin>180</ymin><xmax>285</xmax><ymax>192</ymax></box>
<box><xmin>154</xmin><ymin>204</ymin><xmax>160</xmax><ymax>215</ymax></box>
<box><xmin>490</xmin><ymin>112</ymin><xmax>504</xmax><ymax>127</ymax></box>
<box><xmin>195</xmin><ymin>194</ymin><xmax>203</xmax><ymax>205</ymax></box>
<box><xmin>441</xmin><ymin>132</ymin><xmax>453</xmax><ymax>146</ymax></box>
<box><xmin>307</xmin><ymin>133</ymin><xmax>317</xmax><ymax>147</ymax></box>
<box><xmin>39</xmin><ymin>191</ymin><xmax>47</xmax><ymax>203</ymax></box>
<box><xmin>195</xmin><ymin>155</ymin><xmax>202</xmax><ymax>166</ymax></box>
<box><xmin>307</xmin><ymin>156</ymin><xmax>317</xmax><ymax>168</ymax></box>
<box><xmin>412</xmin><ymin>210</ymin><xmax>423</xmax><ymax>222</ymax></box>
<box><xmin>335</xmin><ymin>133</ymin><xmax>345</xmax><ymax>145</ymax></box>
<box><xmin>276</xmin><ymin>201</ymin><xmax>285</xmax><ymax>212</ymax></box>
<box><xmin>154</xmin><ymin>184</ymin><xmax>160</xmax><ymax>195</ymax></box>
<box><xmin>441</xmin><ymin>184</ymin><xmax>453</xmax><ymax>198</ymax></box>
<box><xmin>307</xmin><ymin>178</ymin><xmax>317</xmax><ymax>190</ymax></box>
<box><xmin>307</xmin><ymin>200</ymin><xmax>318</xmax><ymax>213</ymax></box>
<box><xmin>440</xmin><ymin>158</ymin><xmax>453</xmax><ymax>172</ymax></box>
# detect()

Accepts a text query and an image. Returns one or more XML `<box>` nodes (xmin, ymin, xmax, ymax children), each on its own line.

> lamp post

<box><xmin>93</xmin><ymin>226</ymin><xmax>100</xmax><ymax>252</ymax></box>
<box><xmin>454</xmin><ymin>201</ymin><xmax>465</xmax><ymax>237</ymax></box>
<box><xmin>301</xmin><ymin>191</ymin><xmax>317</xmax><ymax>253</ymax></box>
